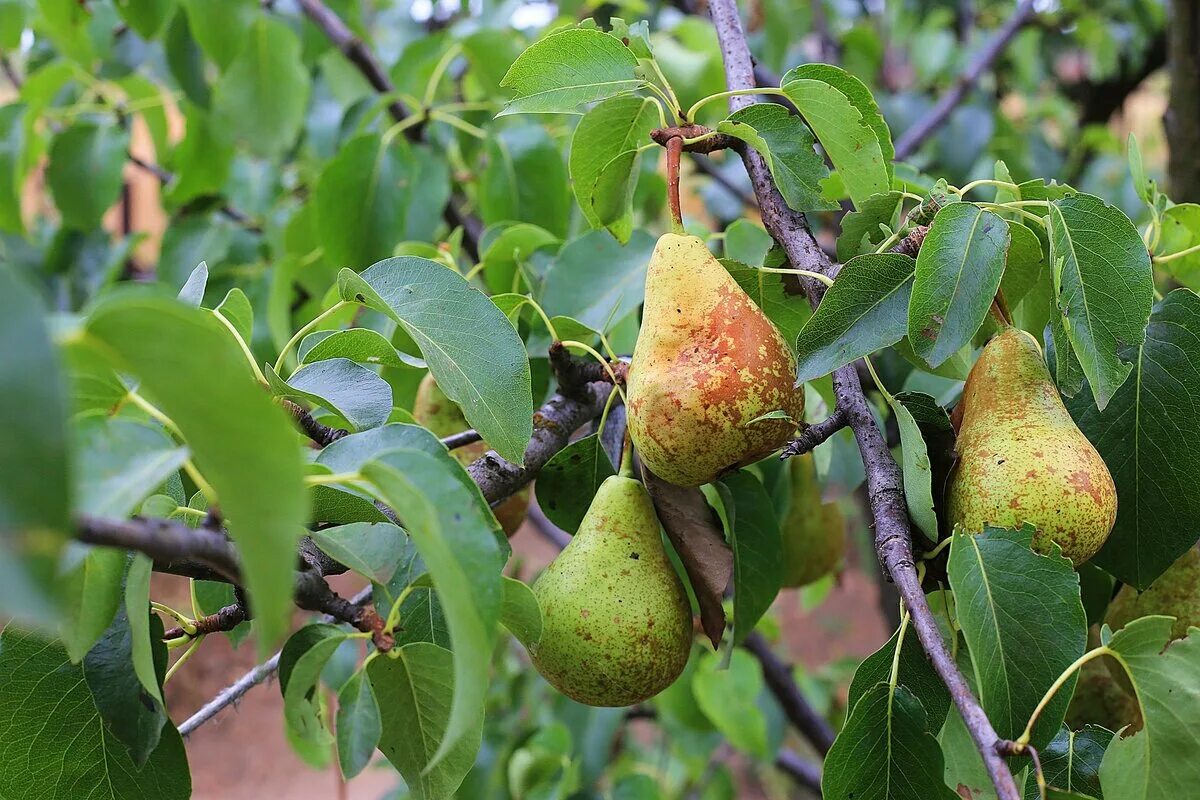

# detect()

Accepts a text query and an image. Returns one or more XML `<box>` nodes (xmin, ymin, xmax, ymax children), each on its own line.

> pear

<box><xmin>627</xmin><ymin>233</ymin><xmax>805</xmax><ymax>487</ymax></box>
<box><xmin>530</xmin><ymin>475</ymin><xmax>692</xmax><ymax>706</ymax></box>
<box><xmin>947</xmin><ymin>327</ymin><xmax>1117</xmax><ymax>563</ymax></box>
<box><xmin>413</xmin><ymin>373</ymin><xmax>530</xmax><ymax>536</ymax></box>
<box><xmin>780</xmin><ymin>453</ymin><xmax>844</xmax><ymax>588</ymax></box>
<box><xmin>1106</xmin><ymin>544</ymin><xmax>1200</xmax><ymax>641</ymax></box>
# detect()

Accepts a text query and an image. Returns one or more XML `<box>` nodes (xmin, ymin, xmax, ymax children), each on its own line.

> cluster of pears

<box><xmin>626</xmin><ymin>233</ymin><xmax>805</xmax><ymax>487</ymax></box>
<box><xmin>529</xmin><ymin>475</ymin><xmax>692</xmax><ymax>706</ymax></box>
<box><xmin>413</xmin><ymin>373</ymin><xmax>530</xmax><ymax>536</ymax></box>
<box><xmin>947</xmin><ymin>326</ymin><xmax>1117</xmax><ymax>563</ymax></box>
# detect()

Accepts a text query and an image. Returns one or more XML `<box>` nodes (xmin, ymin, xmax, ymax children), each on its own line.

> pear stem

<box><xmin>666</xmin><ymin>136</ymin><xmax>685</xmax><ymax>234</ymax></box>
<box><xmin>1015</xmin><ymin>646</ymin><xmax>1114</xmax><ymax>747</ymax></box>
<box><xmin>619</xmin><ymin>429</ymin><xmax>635</xmax><ymax>478</ymax></box>
<box><xmin>989</xmin><ymin>288</ymin><xmax>1014</xmax><ymax>327</ymax></box>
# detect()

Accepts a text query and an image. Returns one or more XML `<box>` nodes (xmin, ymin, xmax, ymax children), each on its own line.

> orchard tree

<box><xmin>0</xmin><ymin>1</ymin><xmax>1197</xmax><ymax>799</ymax></box>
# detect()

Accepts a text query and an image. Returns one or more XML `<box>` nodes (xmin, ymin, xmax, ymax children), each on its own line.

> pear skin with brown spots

<box><xmin>413</xmin><ymin>373</ymin><xmax>530</xmax><ymax>536</ymax></box>
<box><xmin>947</xmin><ymin>327</ymin><xmax>1117</xmax><ymax>564</ymax></box>
<box><xmin>627</xmin><ymin>234</ymin><xmax>805</xmax><ymax>487</ymax></box>
<box><xmin>781</xmin><ymin>453</ymin><xmax>845</xmax><ymax>588</ymax></box>
<box><xmin>1106</xmin><ymin>544</ymin><xmax>1200</xmax><ymax>641</ymax></box>
<box><xmin>529</xmin><ymin>476</ymin><xmax>692</xmax><ymax>706</ymax></box>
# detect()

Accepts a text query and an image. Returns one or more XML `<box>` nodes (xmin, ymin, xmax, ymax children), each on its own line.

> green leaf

<box><xmin>165</xmin><ymin>104</ymin><xmax>233</xmax><ymax>205</ymax></box>
<box><xmin>1068</xmin><ymin>289</ymin><xmax>1200</xmax><ymax>588</ymax></box>
<box><xmin>369</xmin><ymin>644</ymin><xmax>482</xmax><ymax>798</ymax></box>
<box><xmin>721</xmin><ymin>259</ymin><xmax>813</xmax><ymax>354</ymax></box>
<box><xmin>124</xmin><ymin>553</ymin><xmax>163</xmax><ymax>704</ymax></box>
<box><xmin>1128</xmin><ymin>133</ymin><xmax>1152</xmax><ymax>206</ymax></box>
<box><xmin>1025</xmin><ymin>726</ymin><xmax>1112</xmax><ymax>800</ymax></box>
<box><xmin>785</xmin><ymin>64</ymin><xmax>893</xmax><ymax>171</ymax></box>
<box><xmin>479</xmin><ymin>222</ymin><xmax>560</xmax><ymax>296</ymax></box>
<box><xmin>479</xmin><ymin>125</ymin><xmax>570</xmax><ymax>238</ymax></box>
<box><xmin>500</xmin><ymin>575</ymin><xmax>542</xmax><ymax>649</ymax></box>
<box><xmin>114</xmin><ymin>0</ymin><xmax>175</xmax><ymax>39</ymax></box>
<box><xmin>177</xmin><ymin>261</ymin><xmax>208</xmax><ymax>307</ymax></box>
<box><xmin>181</xmin><ymin>0</ymin><xmax>254</xmax><ymax>69</ymax></box>
<box><xmin>309</xmin><ymin>522</ymin><xmax>406</xmax><ymax>584</ymax></box>
<box><xmin>780</xmin><ymin>66</ymin><xmax>891</xmax><ymax>207</ymax></box>
<box><xmin>299</xmin><ymin>328</ymin><xmax>426</xmax><ymax>369</ymax></box>
<box><xmin>265</xmin><ymin>360</ymin><xmax>392</xmax><ymax>432</ymax></box>
<box><xmin>947</xmin><ymin>527</ymin><xmax>1087</xmax><ymax>746</ymax></box>
<box><xmin>718</xmin><ymin>103</ymin><xmax>837</xmax><ymax>212</ymax></box>
<box><xmin>723</xmin><ymin>219</ymin><xmax>774</xmax><ymax>267</ymax></box>
<box><xmin>823</xmin><ymin>683</ymin><xmax>957</xmax><ymax>800</ymax></box>
<box><xmin>717</xmin><ymin>471</ymin><xmax>783</xmax><ymax>645</ymax></box>
<box><xmin>0</xmin><ymin>0</ymin><xmax>29</xmax><ymax>49</ymax></box>
<box><xmin>315</xmin><ymin>134</ymin><xmax>450</xmax><ymax>268</ymax></box>
<box><xmin>60</xmin><ymin>545</ymin><xmax>127</xmax><ymax>662</ymax></box>
<box><xmin>1048</xmin><ymin>194</ymin><xmax>1153</xmax><ymax>410</ymax></box>
<box><xmin>213</xmin><ymin>286</ymin><xmax>253</xmax><ymax>344</ymax></box>
<box><xmin>212</xmin><ymin>17</ymin><xmax>310</xmax><ymax>157</ymax></box>
<box><xmin>0</xmin><ymin>103</ymin><xmax>26</xmax><ymax>233</ymax></box>
<box><xmin>570</xmin><ymin>96</ymin><xmax>659</xmax><ymax>242</ymax></box>
<box><xmin>847</xmin><ymin>615</ymin><xmax>950</xmax><ymax>731</ymax></box>
<box><xmin>361</xmin><ymin>449</ymin><xmax>501</xmax><ymax>770</ymax></box>
<box><xmin>336</xmin><ymin>670</ymin><xmax>382</xmax><ymax>779</ymax></box>
<box><xmin>1155</xmin><ymin>203</ymin><xmax>1200</xmax><ymax>290</ymax></box>
<box><xmin>1099</xmin><ymin>618</ymin><xmax>1200</xmax><ymax>799</ymax></box>
<box><xmin>281</xmin><ymin>623</ymin><xmax>348</xmax><ymax>767</ymax></box>
<box><xmin>74</xmin><ymin>416</ymin><xmax>189</xmax><ymax>519</ymax></box>
<box><xmin>86</xmin><ymin>297</ymin><xmax>309</xmax><ymax>652</ymax></box>
<box><xmin>1001</xmin><ymin>222</ymin><xmax>1047</xmax><ymax>309</ymax></box>
<box><xmin>337</xmin><ymin>258</ymin><xmax>533</xmax><ymax>464</ymax></box>
<box><xmin>47</xmin><ymin>121</ymin><xmax>129</xmax><ymax>230</ymax></box>
<box><xmin>0</xmin><ymin>266</ymin><xmax>70</xmax><ymax>624</ymax></box>
<box><xmin>540</xmin><ymin>229</ymin><xmax>654</xmax><ymax>334</ymax></box>
<box><xmin>888</xmin><ymin>392</ymin><xmax>950</xmax><ymax>545</ymax></box>
<box><xmin>534</xmin><ymin>433</ymin><xmax>616</xmax><ymax>534</ymax></box>
<box><xmin>908</xmin><ymin>204</ymin><xmax>1010</xmax><ymax>368</ymax></box>
<box><xmin>0</xmin><ymin>627</ymin><xmax>191</xmax><ymax>798</ymax></box>
<box><xmin>498</xmin><ymin>28</ymin><xmax>644</xmax><ymax>115</ymax></box>
<box><xmin>837</xmin><ymin>190</ymin><xmax>904</xmax><ymax>262</ymax></box>
<box><xmin>794</xmin><ymin>253</ymin><xmax>916</xmax><ymax>383</ymax></box>
<box><xmin>692</xmin><ymin>649</ymin><xmax>768</xmax><ymax>757</ymax></box>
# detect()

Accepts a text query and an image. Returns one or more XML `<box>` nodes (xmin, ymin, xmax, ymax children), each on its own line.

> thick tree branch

<box><xmin>707</xmin><ymin>1</ymin><xmax>1020</xmax><ymax>797</ymax></box>
<box><xmin>78</xmin><ymin>514</ymin><xmax>242</xmax><ymax>583</ymax></box>
<box><xmin>776</xmin><ymin>748</ymin><xmax>824</xmax><ymax>795</ymax></box>
<box><xmin>893</xmin><ymin>0</ymin><xmax>1036</xmax><ymax>160</ymax></box>
<box><xmin>1167</xmin><ymin>0</ymin><xmax>1200</xmax><ymax>200</ymax></box>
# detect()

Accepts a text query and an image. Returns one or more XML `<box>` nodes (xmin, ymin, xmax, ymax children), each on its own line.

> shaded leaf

<box><xmin>718</xmin><ymin>103</ymin><xmax>837</xmax><ymax>212</ymax></box>
<box><xmin>535</xmin><ymin>433</ymin><xmax>616</xmax><ymax>534</ymax></box>
<box><xmin>716</xmin><ymin>471</ymin><xmax>783</xmax><ymax>645</ymax></box>
<box><xmin>265</xmin><ymin>359</ymin><xmax>392</xmax><ymax>432</ymax></box>
<box><xmin>336</xmin><ymin>670</ymin><xmax>381</xmax><ymax>779</ymax></box>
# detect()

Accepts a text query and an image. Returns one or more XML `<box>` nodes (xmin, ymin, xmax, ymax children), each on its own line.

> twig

<box><xmin>893</xmin><ymin>0</ymin><xmax>1036</xmax><ymax>160</ymax></box>
<box><xmin>0</xmin><ymin>53</ymin><xmax>21</xmax><ymax>89</ymax></box>
<box><xmin>78</xmin><ymin>514</ymin><xmax>242</xmax><ymax>584</ymax></box>
<box><xmin>164</xmin><ymin>601</ymin><xmax>248</xmax><ymax>639</ymax></box>
<box><xmin>441</xmin><ymin>428</ymin><xmax>483</xmax><ymax>450</ymax></box>
<box><xmin>780</xmin><ymin>409</ymin><xmax>848</xmax><ymax>458</ymax></box>
<box><xmin>776</xmin><ymin>748</ymin><xmax>824</xmax><ymax>795</ymax></box>
<box><xmin>706</xmin><ymin>1</ymin><xmax>1021</xmax><ymax>797</ymax></box>
<box><xmin>281</xmin><ymin>398</ymin><xmax>349</xmax><ymax>447</ymax></box>
<box><xmin>744</xmin><ymin>632</ymin><xmax>836</xmax><ymax>755</ymax></box>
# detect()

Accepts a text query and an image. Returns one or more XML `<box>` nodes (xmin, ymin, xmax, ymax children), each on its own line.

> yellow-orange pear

<box><xmin>627</xmin><ymin>233</ymin><xmax>805</xmax><ymax>487</ymax></box>
<box><xmin>780</xmin><ymin>453</ymin><xmax>845</xmax><ymax>588</ymax></box>
<box><xmin>947</xmin><ymin>327</ymin><xmax>1117</xmax><ymax>563</ymax></box>
<box><xmin>413</xmin><ymin>373</ymin><xmax>530</xmax><ymax>536</ymax></box>
<box><xmin>530</xmin><ymin>476</ymin><xmax>692</xmax><ymax>706</ymax></box>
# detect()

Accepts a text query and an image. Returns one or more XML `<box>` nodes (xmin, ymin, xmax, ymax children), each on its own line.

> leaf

<box><xmin>46</xmin><ymin>121</ymin><xmax>129</xmax><ymax>230</ymax></box>
<box><xmin>114</xmin><ymin>0</ymin><xmax>175</xmax><ymax>39</ymax></box>
<box><xmin>837</xmin><ymin>191</ymin><xmax>904</xmax><ymax>262</ymax></box>
<box><xmin>309</xmin><ymin>522</ymin><xmax>407</xmax><ymax>584</ymax></box>
<box><xmin>369</xmin><ymin>644</ymin><xmax>483</xmax><ymax>798</ymax></box>
<box><xmin>479</xmin><ymin>125</ymin><xmax>570</xmax><ymax>238</ymax></box>
<box><xmin>534</xmin><ymin>433</ymin><xmax>616</xmax><ymax>534</ymax></box>
<box><xmin>570</xmin><ymin>96</ymin><xmax>659</xmax><ymax>241</ymax></box>
<box><xmin>718</xmin><ymin>103</ymin><xmax>837</xmax><ymax>212</ymax></box>
<box><xmin>1155</xmin><ymin>203</ymin><xmax>1200</xmax><ymax>290</ymax></box>
<box><xmin>337</xmin><ymin>258</ymin><xmax>533</xmax><ymax>463</ymax></box>
<box><xmin>299</xmin><ymin>328</ymin><xmax>426</xmax><ymax>370</ymax></box>
<box><xmin>479</xmin><ymin>223</ymin><xmax>560</xmax><ymax>296</ymax></box>
<box><xmin>692</xmin><ymin>649</ymin><xmax>768</xmax><ymax>757</ymax></box>
<box><xmin>60</xmin><ymin>545</ymin><xmax>127</xmax><ymax>663</ymax></box>
<box><xmin>74</xmin><ymin>417</ymin><xmax>189</xmax><ymax>519</ymax></box>
<box><xmin>265</xmin><ymin>360</ymin><xmax>392</xmax><ymax>432</ymax></box>
<box><xmin>794</xmin><ymin>253</ymin><xmax>916</xmax><ymax>383</ymax></box>
<box><xmin>165</xmin><ymin>104</ymin><xmax>233</xmax><ymax>205</ymax></box>
<box><xmin>908</xmin><ymin>203</ymin><xmax>1010</xmax><ymax>368</ymax></box>
<box><xmin>893</xmin><ymin>392</ymin><xmax>954</xmax><ymax>544</ymax></box>
<box><xmin>847</xmin><ymin>617</ymin><xmax>950</xmax><ymax>731</ymax></box>
<box><xmin>721</xmin><ymin>258</ymin><xmax>812</xmax><ymax>351</ymax></box>
<box><xmin>716</xmin><ymin>471</ymin><xmax>783</xmax><ymax>645</ymax></box>
<box><xmin>641</xmin><ymin>467</ymin><xmax>730</xmax><ymax>649</ymax></box>
<box><xmin>361</xmin><ymin>449</ymin><xmax>501</xmax><ymax>770</ymax></box>
<box><xmin>1068</xmin><ymin>289</ymin><xmax>1200</xmax><ymax>588</ymax></box>
<box><xmin>177</xmin><ymin>262</ymin><xmax>208</xmax><ymax>307</ymax></box>
<box><xmin>780</xmin><ymin>67</ymin><xmax>891</xmax><ymax>207</ymax></box>
<box><xmin>1048</xmin><ymin>194</ymin><xmax>1153</xmax><ymax>410</ymax></box>
<box><xmin>823</xmin><ymin>683</ymin><xmax>958</xmax><ymax>800</ymax></box>
<box><xmin>336</xmin><ymin>670</ymin><xmax>381</xmax><ymax>779</ymax></box>
<box><xmin>181</xmin><ymin>0</ymin><xmax>254</xmax><ymax>69</ymax></box>
<box><xmin>500</xmin><ymin>575</ymin><xmax>542</xmax><ymax>649</ymax></box>
<box><xmin>498</xmin><ymin>28</ymin><xmax>644</xmax><ymax>115</ymax></box>
<box><xmin>214</xmin><ymin>287</ymin><xmax>253</xmax><ymax>344</ymax></box>
<box><xmin>86</xmin><ymin>297</ymin><xmax>309</xmax><ymax>652</ymax></box>
<box><xmin>281</xmin><ymin>623</ymin><xmax>348</xmax><ymax>767</ymax></box>
<box><xmin>0</xmin><ymin>266</ymin><xmax>70</xmax><ymax>624</ymax></box>
<box><xmin>785</xmin><ymin>63</ymin><xmax>894</xmax><ymax>171</ymax></box>
<box><xmin>123</xmin><ymin>553</ymin><xmax>163</xmax><ymax>708</ymax></box>
<box><xmin>589</xmin><ymin>149</ymin><xmax>642</xmax><ymax>243</ymax></box>
<box><xmin>0</xmin><ymin>627</ymin><xmax>191</xmax><ymax>798</ymax></box>
<box><xmin>1099</xmin><ymin>619</ymin><xmax>1200</xmax><ymax>800</ymax></box>
<box><xmin>1000</xmin><ymin>222</ymin><xmax>1046</xmax><ymax>309</ymax></box>
<box><xmin>1026</xmin><ymin>726</ymin><xmax>1112</xmax><ymax>800</ymax></box>
<box><xmin>723</xmin><ymin>219</ymin><xmax>774</xmax><ymax>267</ymax></box>
<box><xmin>315</xmin><ymin>134</ymin><xmax>450</xmax><ymax>268</ymax></box>
<box><xmin>947</xmin><ymin>527</ymin><xmax>1087</xmax><ymax>746</ymax></box>
<box><xmin>0</xmin><ymin>103</ymin><xmax>26</xmax><ymax>234</ymax></box>
<box><xmin>540</xmin><ymin>229</ymin><xmax>655</xmax><ymax>334</ymax></box>
<box><xmin>212</xmin><ymin>17</ymin><xmax>310</xmax><ymax>157</ymax></box>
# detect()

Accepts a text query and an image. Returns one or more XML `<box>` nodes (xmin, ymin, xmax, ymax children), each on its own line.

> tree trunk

<box><xmin>1168</xmin><ymin>0</ymin><xmax>1200</xmax><ymax>201</ymax></box>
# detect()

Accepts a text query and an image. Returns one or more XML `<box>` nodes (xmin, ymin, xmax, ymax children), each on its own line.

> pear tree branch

<box><xmin>706</xmin><ymin>1</ymin><xmax>1021</xmax><ymax>797</ymax></box>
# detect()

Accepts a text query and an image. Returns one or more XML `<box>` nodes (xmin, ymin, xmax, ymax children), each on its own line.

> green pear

<box><xmin>780</xmin><ymin>453</ymin><xmax>844</xmax><ymax>588</ymax></box>
<box><xmin>413</xmin><ymin>373</ymin><xmax>530</xmax><ymax>536</ymax></box>
<box><xmin>1106</xmin><ymin>544</ymin><xmax>1200</xmax><ymax>641</ymax></box>
<box><xmin>947</xmin><ymin>327</ymin><xmax>1117</xmax><ymax>563</ymax></box>
<box><xmin>627</xmin><ymin>233</ymin><xmax>805</xmax><ymax>487</ymax></box>
<box><xmin>530</xmin><ymin>475</ymin><xmax>692</xmax><ymax>706</ymax></box>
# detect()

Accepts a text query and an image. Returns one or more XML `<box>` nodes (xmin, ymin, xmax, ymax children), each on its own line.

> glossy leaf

<box><xmin>847</xmin><ymin>615</ymin><xmax>950</xmax><ymax>731</ymax></box>
<box><xmin>500</xmin><ymin>575</ymin><xmax>542</xmax><ymax>649</ymax></box>
<box><xmin>498</xmin><ymin>28</ymin><xmax>644</xmax><ymax>115</ymax></box>
<box><xmin>540</xmin><ymin>229</ymin><xmax>654</xmax><ymax>334</ymax></box>
<box><xmin>1025</xmin><ymin>726</ymin><xmax>1112</xmax><ymax>800</ymax></box>
<box><xmin>718</xmin><ymin>102</ymin><xmax>837</xmax><ymax>212</ymax></box>
<box><xmin>299</xmin><ymin>328</ymin><xmax>426</xmax><ymax>369</ymax></box>
<box><xmin>265</xmin><ymin>359</ymin><xmax>392</xmax><ymax>432</ymax></box>
<box><xmin>569</xmin><ymin>96</ymin><xmax>658</xmax><ymax>242</ymax></box>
